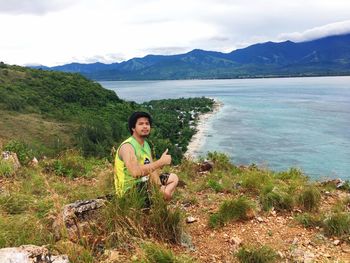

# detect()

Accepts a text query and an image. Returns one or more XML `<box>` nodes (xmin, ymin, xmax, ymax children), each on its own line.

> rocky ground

<box><xmin>174</xmin><ymin>189</ymin><xmax>350</xmax><ymax>262</ymax></box>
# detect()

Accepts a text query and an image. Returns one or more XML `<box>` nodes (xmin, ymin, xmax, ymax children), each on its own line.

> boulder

<box><xmin>0</xmin><ymin>245</ymin><xmax>69</xmax><ymax>263</ymax></box>
<box><xmin>1</xmin><ymin>151</ymin><xmax>21</xmax><ymax>170</ymax></box>
<box><xmin>53</xmin><ymin>198</ymin><xmax>106</xmax><ymax>241</ymax></box>
<box><xmin>197</xmin><ymin>160</ymin><xmax>213</xmax><ymax>172</ymax></box>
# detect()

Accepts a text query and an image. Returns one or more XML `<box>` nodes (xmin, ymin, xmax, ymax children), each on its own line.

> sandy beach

<box><xmin>184</xmin><ymin>99</ymin><xmax>223</xmax><ymax>159</ymax></box>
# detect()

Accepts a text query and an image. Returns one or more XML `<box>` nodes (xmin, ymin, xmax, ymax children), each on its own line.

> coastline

<box><xmin>184</xmin><ymin>99</ymin><xmax>223</xmax><ymax>159</ymax></box>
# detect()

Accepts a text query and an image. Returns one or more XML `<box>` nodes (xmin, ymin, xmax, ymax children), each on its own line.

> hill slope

<box><xmin>0</xmin><ymin>63</ymin><xmax>214</xmax><ymax>161</ymax></box>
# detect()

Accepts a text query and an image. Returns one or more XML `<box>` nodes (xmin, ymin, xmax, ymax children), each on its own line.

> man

<box><xmin>114</xmin><ymin>111</ymin><xmax>178</xmax><ymax>201</ymax></box>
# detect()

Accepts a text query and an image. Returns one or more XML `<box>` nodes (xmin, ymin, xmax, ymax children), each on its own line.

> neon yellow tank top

<box><xmin>114</xmin><ymin>136</ymin><xmax>152</xmax><ymax>196</ymax></box>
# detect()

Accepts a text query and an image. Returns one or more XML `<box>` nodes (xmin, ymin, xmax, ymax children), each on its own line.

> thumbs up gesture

<box><xmin>160</xmin><ymin>148</ymin><xmax>172</xmax><ymax>166</ymax></box>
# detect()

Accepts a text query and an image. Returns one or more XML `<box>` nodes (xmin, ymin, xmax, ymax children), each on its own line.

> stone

<box><xmin>0</xmin><ymin>245</ymin><xmax>69</xmax><ymax>263</ymax></box>
<box><xmin>333</xmin><ymin>239</ymin><xmax>341</xmax><ymax>246</ymax></box>
<box><xmin>186</xmin><ymin>216</ymin><xmax>197</xmax><ymax>223</ymax></box>
<box><xmin>29</xmin><ymin>157</ymin><xmax>39</xmax><ymax>166</ymax></box>
<box><xmin>197</xmin><ymin>160</ymin><xmax>214</xmax><ymax>172</ymax></box>
<box><xmin>256</xmin><ymin>216</ymin><xmax>264</xmax><ymax>223</ymax></box>
<box><xmin>180</xmin><ymin>232</ymin><xmax>196</xmax><ymax>251</ymax></box>
<box><xmin>53</xmin><ymin>198</ymin><xmax>106</xmax><ymax>241</ymax></box>
<box><xmin>1</xmin><ymin>151</ymin><xmax>21</xmax><ymax>170</ymax></box>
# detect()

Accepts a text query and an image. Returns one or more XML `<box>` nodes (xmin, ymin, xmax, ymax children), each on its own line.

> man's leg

<box><xmin>160</xmin><ymin>173</ymin><xmax>178</xmax><ymax>201</ymax></box>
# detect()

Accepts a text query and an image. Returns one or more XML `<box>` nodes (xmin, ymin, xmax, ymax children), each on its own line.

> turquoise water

<box><xmin>100</xmin><ymin>77</ymin><xmax>350</xmax><ymax>180</ymax></box>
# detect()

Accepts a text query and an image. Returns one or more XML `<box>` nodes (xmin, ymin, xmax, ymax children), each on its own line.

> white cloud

<box><xmin>1</xmin><ymin>0</ymin><xmax>350</xmax><ymax>66</ymax></box>
<box><xmin>278</xmin><ymin>20</ymin><xmax>350</xmax><ymax>42</ymax></box>
<box><xmin>0</xmin><ymin>0</ymin><xmax>79</xmax><ymax>15</ymax></box>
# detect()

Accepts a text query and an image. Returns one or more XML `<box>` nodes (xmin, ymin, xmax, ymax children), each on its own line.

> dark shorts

<box><xmin>159</xmin><ymin>173</ymin><xmax>170</xmax><ymax>185</ymax></box>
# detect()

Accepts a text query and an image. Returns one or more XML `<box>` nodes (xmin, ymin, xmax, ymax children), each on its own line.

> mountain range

<box><xmin>33</xmin><ymin>33</ymin><xmax>350</xmax><ymax>80</ymax></box>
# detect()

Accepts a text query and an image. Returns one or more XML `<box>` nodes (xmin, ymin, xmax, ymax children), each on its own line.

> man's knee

<box><xmin>169</xmin><ymin>173</ymin><xmax>179</xmax><ymax>186</ymax></box>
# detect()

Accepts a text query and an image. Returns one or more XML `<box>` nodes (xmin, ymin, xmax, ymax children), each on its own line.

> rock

<box><xmin>186</xmin><ymin>216</ymin><xmax>197</xmax><ymax>223</ymax></box>
<box><xmin>197</xmin><ymin>160</ymin><xmax>213</xmax><ymax>172</ymax></box>
<box><xmin>29</xmin><ymin>157</ymin><xmax>39</xmax><ymax>167</ymax></box>
<box><xmin>256</xmin><ymin>216</ymin><xmax>264</xmax><ymax>223</ymax></box>
<box><xmin>1</xmin><ymin>151</ymin><xmax>21</xmax><ymax>170</ymax></box>
<box><xmin>333</xmin><ymin>239</ymin><xmax>341</xmax><ymax>246</ymax></box>
<box><xmin>290</xmin><ymin>248</ymin><xmax>315</xmax><ymax>263</ymax></box>
<box><xmin>53</xmin><ymin>198</ymin><xmax>106</xmax><ymax>241</ymax></box>
<box><xmin>180</xmin><ymin>232</ymin><xmax>195</xmax><ymax>251</ymax></box>
<box><xmin>0</xmin><ymin>245</ymin><xmax>69</xmax><ymax>263</ymax></box>
<box><xmin>321</xmin><ymin>178</ymin><xmax>345</xmax><ymax>189</ymax></box>
<box><xmin>229</xmin><ymin>236</ymin><xmax>242</xmax><ymax>246</ymax></box>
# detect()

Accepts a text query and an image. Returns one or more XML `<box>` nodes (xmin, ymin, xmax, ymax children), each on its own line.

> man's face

<box><xmin>133</xmin><ymin>117</ymin><xmax>151</xmax><ymax>138</ymax></box>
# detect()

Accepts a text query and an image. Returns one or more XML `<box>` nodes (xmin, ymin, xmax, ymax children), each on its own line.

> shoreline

<box><xmin>184</xmin><ymin>99</ymin><xmax>223</xmax><ymax>159</ymax></box>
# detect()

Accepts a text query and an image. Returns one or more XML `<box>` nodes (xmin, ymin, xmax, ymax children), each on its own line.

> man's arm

<box><xmin>119</xmin><ymin>143</ymin><xmax>171</xmax><ymax>178</ymax></box>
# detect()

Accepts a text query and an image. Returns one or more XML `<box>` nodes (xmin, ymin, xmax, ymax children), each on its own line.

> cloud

<box><xmin>278</xmin><ymin>20</ymin><xmax>350</xmax><ymax>42</ymax></box>
<box><xmin>0</xmin><ymin>0</ymin><xmax>78</xmax><ymax>15</ymax></box>
<box><xmin>142</xmin><ymin>46</ymin><xmax>190</xmax><ymax>55</ymax></box>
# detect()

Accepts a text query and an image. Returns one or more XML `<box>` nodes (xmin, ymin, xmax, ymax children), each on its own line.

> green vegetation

<box><xmin>294</xmin><ymin>213</ymin><xmax>324</xmax><ymax>228</ymax></box>
<box><xmin>139</xmin><ymin>242</ymin><xmax>196</xmax><ymax>263</ymax></box>
<box><xmin>209</xmin><ymin>196</ymin><xmax>254</xmax><ymax>228</ymax></box>
<box><xmin>0</xmin><ymin>159</ymin><xmax>14</xmax><ymax>177</ymax></box>
<box><xmin>323</xmin><ymin>212</ymin><xmax>350</xmax><ymax>237</ymax></box>
<box><xmin>236</xmin><ymin>245</ymin><xmax>277</xmax><ymax>263</ymax></box>
<box><xmin>297</xmin><ymin>185</ymin><xmax>321</xmax><ymax>212</ymax></box>
<box><xmin>0</xmin><ymin>63</ymin><xmax>214</xmax><ymax>163</ymax></box>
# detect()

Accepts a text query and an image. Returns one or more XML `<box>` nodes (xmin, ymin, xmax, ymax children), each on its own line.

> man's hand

<box><xmin>159</xmin><ymin>148</ymin><xmax>171</xmax><ymax>166</ymax></box>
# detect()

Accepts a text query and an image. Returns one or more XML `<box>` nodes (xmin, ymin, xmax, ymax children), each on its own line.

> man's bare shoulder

<box><xmin>119</xmin><ymin>143</ymin><xmax>135</xmax><ymax>159</ymax></box>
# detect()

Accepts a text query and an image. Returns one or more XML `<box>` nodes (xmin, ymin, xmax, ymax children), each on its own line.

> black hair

<box><xmin>128</xmin><ymin>111</ymin><xmax>152</xmax><ymax>135</ymax></box>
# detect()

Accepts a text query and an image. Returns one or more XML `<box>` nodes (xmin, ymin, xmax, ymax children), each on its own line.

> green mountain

<box><xmin>0</xmin><ymin>63</ymin><xmax>213</xmax><ymax>162</ymax></box>
<box><xmin>34</xmin><ymin>33</ymin><xmax>350</xmax><ymax>80</ymax></box>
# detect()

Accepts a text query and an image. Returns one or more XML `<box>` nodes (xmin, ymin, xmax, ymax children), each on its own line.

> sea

<box><xmin>99</xmin><ymin>77</ymin><xmax>350</xmax><ymax>181</ymax></box>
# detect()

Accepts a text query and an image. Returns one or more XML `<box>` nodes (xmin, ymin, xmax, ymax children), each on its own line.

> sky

<box><xmin>1</xmin><ymin>0</ymin><xmax>350</xmax><ymax>67</ymax></box>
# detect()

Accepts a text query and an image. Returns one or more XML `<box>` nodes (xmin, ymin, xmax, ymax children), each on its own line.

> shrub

<box><xmin>298</xmin><ymin>185</ymin><xmax>321</xmax><ymax>212</ymax></box>
<box><xmin>240</xmin><ymin>169</ymin><xmax>273</xmax><ymax>194</ymax></box>
<box><xmin>295</xmin><ymin>213</ymin><xmax>324</xmax><ymax>228</ymax></box>
<box><xmin>260</xmin><ymin>186</ymin><xmax>294</xmax><ymax>211</ymax></box>
<box><xmin>236</xmin><ymin>245</ymin><xmax>277</xmax><ymax>263</ymax></box>
<box><xmin>209</xmin><ymin>196</ymin><xmax>254</xmax><ymax>228</ymax></box>
<box><xmin>323</xmin><ymin>212</ymin><xmax>350</xmax><ymax>237</ymax></box>
<box><xmin>4</xmin><ymin>140</ymin><xmax>34</xmax><ymax>165</ymax></box>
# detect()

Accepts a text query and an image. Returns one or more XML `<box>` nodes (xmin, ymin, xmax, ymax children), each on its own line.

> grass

<box><xmin>323</xmin><ymin>212</ymin><xmax>350</xmax><ymax>237</ymax></box>
<box><xmin>43</xmin><ymin>150</ymin><xmax>100</xmax><ymax>179</ymax></box>
<box><xmin>236</xmin><ymin>245</ymin><xmax>277</xmax><ymax>263</ymax></box>
<box><xmin>0</xmin><ymin>159</ymin><xmax>15</xmax><ymax>177</ymax></box>
<box><xmin>147</xmin><ymin>188</ymin><xmax>183</xmax><ymax>244</ymax></box>
<box><xmin>298</xmin><ymin>185</ymin><xmax>321</xmax><ymax>212</ymax></box>
<box><xmin>294</xmin><ymin>213</ymin><xmax>324</xmax><ymax>228</ymax></box>
<box><xmin>209</xmin><ymin>196</ymin><xmax>254</xmax><ymax>228</ymax></box>
<box><xmin>139</xmin><ymin>242</ymin><xmax>195</xmax><ymax>263</ymax></box>
<box><xmin>260</xmin><ymin>185</ymin><xmax>294</xmax><ymax>211</ymax></box>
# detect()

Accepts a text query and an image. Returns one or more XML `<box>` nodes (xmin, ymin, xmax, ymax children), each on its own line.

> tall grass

<box><xmin>298</xmin><ymin>185</ymin><xmax>321</xmax><ymax>212</ymax></box>
<box><xmin>323</xmin><ymin>212</ymin><xmax>350</xmax><ymax>237</ymax></box>
<box><xmin>0</xmin><ymin>159</ymin><xmax>15</xmax><ymax>177</ymax></box>
<box><xmin>209</xmin><ymin>196</ymin><xmax>254</xmax><ymax>228</ymax></box>
<box><xmin>260</xmin><ymin>185</ymin><xmax>294</xmax><ymax>211</ymax></box>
